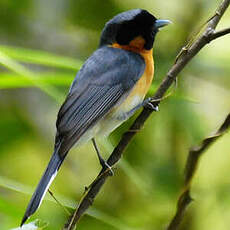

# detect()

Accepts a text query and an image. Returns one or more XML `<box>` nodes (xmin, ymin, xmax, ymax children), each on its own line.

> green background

<box><xmin>0</xmin><ymin>0</ymin><xmax>230</xmax><ymax>229</ymax></box>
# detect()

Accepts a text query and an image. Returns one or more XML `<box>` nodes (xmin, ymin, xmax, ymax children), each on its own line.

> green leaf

<box><xmin>0</xmin><ymin>72</ymin><xmax>74</xmax><ymax>88</ymax></box>
<box><xmin>0</xmin><ymin>51</ymin><xmax>64</xmax><ymax>102</ymax></box>
<box><xmin>0</xmin><ymin>45</ymin><xmax>82</xmax><ymax>70</ymax></box>
<box><xmin>0</xmin><ymin>176</ymin><xmax>136</xmax><ymax>230</ymax></box>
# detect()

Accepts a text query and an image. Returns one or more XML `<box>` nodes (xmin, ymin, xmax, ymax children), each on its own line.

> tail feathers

<box><xmin>21</xmin><ymin>149</ymin><xmax>65</xmax><ymax>226</ymax></box>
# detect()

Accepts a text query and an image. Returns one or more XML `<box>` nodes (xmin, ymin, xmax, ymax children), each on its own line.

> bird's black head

<box><xmin>99</xmin><ymin>9</ymin><xmax>171</xmax><ymax>50</ymax></box>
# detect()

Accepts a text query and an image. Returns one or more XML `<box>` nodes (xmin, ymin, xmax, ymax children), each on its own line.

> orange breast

<box><xmin>129</xmin><ymin>48</ymin><xmax>154</xmax><ymax>97</ymax></box>
<box><xmin>112</xmin><ymin>37</ymin><xmax>154</xmax><ymax>111</ymax></box>
<box><xmin>95</xmin><ymin>40</ymin><xmax>154</xmax><ymax>137</ymax></box>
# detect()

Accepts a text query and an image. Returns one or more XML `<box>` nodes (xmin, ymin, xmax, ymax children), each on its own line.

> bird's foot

<box><xmin>143</xmin><ymin>98</ymin><xmax>159</xmax><ymax>111</ymax></box>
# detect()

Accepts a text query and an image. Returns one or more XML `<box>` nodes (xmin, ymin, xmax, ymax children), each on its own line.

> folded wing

<box><xmin>56</xmin><ymin>46</ymin><xmax>145</xmax><ymax>155</ymax></box>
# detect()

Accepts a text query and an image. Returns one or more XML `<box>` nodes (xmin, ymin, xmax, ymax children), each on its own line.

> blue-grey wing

<box><xmin>56</xmin><ymin>46</ymin><xmax>145</xmax><ymax>155</ymax></box>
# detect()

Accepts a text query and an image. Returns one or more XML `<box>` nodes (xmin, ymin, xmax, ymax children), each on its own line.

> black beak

<box><xmin>155</xmin><ymin>19</ymin><xmax>172</xmax><ymax>29</ymax></box>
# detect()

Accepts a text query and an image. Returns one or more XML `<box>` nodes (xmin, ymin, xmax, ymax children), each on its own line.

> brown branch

<box><xmin>167</xmin><ymin>190</ymin><xmax>193</xmax><ymax>230</ymax></box>
<box><xmin>167</xmin><ymin>113</ymin><xmax>230</xmax><ymax>230</ymax></box>
<box><xmin>185</xmin><ymin>113</ymin><xmax>230</xmax><ymax>186</ymax></box>
<box><xmin>63</xmin><ymin>0</ymin><xmax>230</xmax><ymax>229</ymax></box>
<box><xmin>210</xmin><ymin>27</ymin><xmax>230</xmax><ymax>41</ymax></box>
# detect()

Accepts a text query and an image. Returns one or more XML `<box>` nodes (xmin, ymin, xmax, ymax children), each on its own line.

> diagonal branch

<box><xmin>63</xmin><ymin>0</ymin><xmax>230</xmax><ymax>229</ymax></box>
<box><xmin>167</xmin><ymin>113</ymin><xmax>230</xmax><ymax>230</ymax></box>
<box><xmin>185</xmin><ymin>113</ymin><xmax>230</xmax><ymax>187</ymax></box>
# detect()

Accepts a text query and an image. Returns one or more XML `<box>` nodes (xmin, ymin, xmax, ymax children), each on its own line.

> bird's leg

<box><xmin>92</xmin><ymin>138</ymin><xmax>114</xmax><ymax>176</ymax></box>
<box><xmin>84</xmin><ymin>139</ymin><xmax>114</xmax><ymax>193</ymax></box>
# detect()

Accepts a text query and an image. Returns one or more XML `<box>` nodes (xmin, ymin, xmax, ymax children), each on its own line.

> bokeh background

<box><xmin>0</xmin><ymin>0</ymin><xmax>230</xmax><ymax>229</ymax></box>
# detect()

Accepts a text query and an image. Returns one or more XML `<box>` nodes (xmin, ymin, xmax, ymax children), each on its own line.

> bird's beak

<box><xmin>155</xmin><ymin>19</ymin><xmax>172</xmax><ymax>29</ymax></box>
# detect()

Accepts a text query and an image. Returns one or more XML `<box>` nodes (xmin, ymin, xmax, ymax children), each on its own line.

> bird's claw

<box><xmin>144</xmin><ymin>98</ymin><xmax>159</xmax><ymax>111</ymax></box>
<box><xmin>102</xmin><ymin>161</ymin><xmax>114</xmax><ymax>176</ymax></box>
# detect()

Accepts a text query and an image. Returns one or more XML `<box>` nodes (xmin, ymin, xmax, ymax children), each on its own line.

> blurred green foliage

<box><xmin>0</xmin><ymin>0</ymin><xmax>230</xmax><ymax>230</ymax></box>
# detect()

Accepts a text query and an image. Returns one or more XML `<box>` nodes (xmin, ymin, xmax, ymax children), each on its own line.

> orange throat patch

<box><xmin>112</xmin><ymin>36</ymin><xmax>154</xmax><ymax>97</ymax></box>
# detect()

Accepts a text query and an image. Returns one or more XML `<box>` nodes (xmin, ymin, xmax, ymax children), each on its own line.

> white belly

<box><xmin>97</xmin><ymin>94</ymin><xmax>143</xmax><ymax>136</ymax></box>
<box><xmin>75</xmin><ymin>95</ymin><xmax>143</xmax><ymax>146</ymax></box>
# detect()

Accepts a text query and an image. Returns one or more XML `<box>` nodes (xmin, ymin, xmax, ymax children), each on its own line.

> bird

<box><xmin>20</xmin><ymin>9</ymin><xmax>171</xmax><ymax>226</ymax></box>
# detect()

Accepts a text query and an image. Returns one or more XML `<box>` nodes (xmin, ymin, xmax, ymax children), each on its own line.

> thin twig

<box><xmin>48</xmin><ymin>189</ymin><xmax>71</xmax><ymax>216</ymax></box>
<box><xmin>63</xmin><ymin>0</ymin><xmax>230</xmax><ymax>229</ymax></box>
<box><xmin>174</xmin><ymin>10</ymin><xmax>221</xmax><ymax>63</ymax></box>
<box><xmin>167</xmin><ymin>113</ymin><xmax>230</xmax><ymax>230</ymax></box>
<box><xmin>210</xmin><ymin>27</ymin><xmax>230</xmax><ymax>41</ymax></box>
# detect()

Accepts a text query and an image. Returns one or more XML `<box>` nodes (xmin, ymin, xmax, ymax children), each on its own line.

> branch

<box><xmin>210</xmin><ymin>27</ymin><xmax>230</xmax><ymax>41</ymax></box>
<box><xmin>167</xmin><ymin>113</ymin><xmax>230</xmax><ymax>230</ymax></box>
<box><xmin>63</xmin><ymin>0</ymin><xmax>230</xmax><ymax>229</ymax></box>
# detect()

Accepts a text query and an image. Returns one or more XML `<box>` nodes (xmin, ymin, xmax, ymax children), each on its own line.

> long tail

<box><xmin>21</xmin><ymin>146</ymin><xmax>66</xmax><ymax>226</ymax></box>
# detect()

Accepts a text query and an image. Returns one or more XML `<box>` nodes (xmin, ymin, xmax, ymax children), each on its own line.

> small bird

<box><xmin>21</xmin><ymin>9</ymin><xmax>170</xmax><ymax>226</ymax></box>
